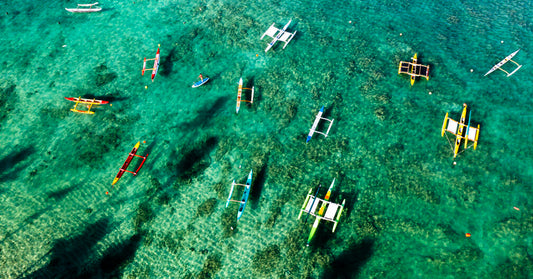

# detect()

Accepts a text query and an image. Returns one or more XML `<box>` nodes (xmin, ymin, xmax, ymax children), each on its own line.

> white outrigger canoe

<box><xmin>306</xmin><ymin>106</ymin><xmax>334</xmax><ymax>143</ymax></box>
<box><xmin>484</xmin><ymin>49</ymin><xmax>522</xmax><ymax>77</ymax></box>
<box><xmin>261</xmin><ymin>20</ymin><xmax>297</xmax><ymax>52</ymax></box>
<box><xmin>65</xmin><ymin>2</ymin><xmax>101</xmax><ymax>13</ymax></box>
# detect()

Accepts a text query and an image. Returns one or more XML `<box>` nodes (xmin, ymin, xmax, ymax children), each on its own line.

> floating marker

<box><xmin>465</xmin><ymin>233</ymin><xmax>471</xmax><ymax>237</ymax></box>
<box><xmin>513</xmin><ymin>207</ymin><xmax>520</xmax><ymax>211</ymax></box>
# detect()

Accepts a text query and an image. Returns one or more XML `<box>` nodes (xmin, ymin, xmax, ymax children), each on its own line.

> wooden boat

<box><xmin>192</xmin><ymin>74</ymin><xmax>209</xmax><ymax>88</ymax></box>
<box><xmin>65</xmin><ymin>2</ymin><xmax>101</xmax><ymax>13</ymax></box>
<box><xmin>484</xmin><ymin>49</ymin><xmax>522</xmax><ymax>77</ymax></box>
<box><xmin>441</xmin><ymin>104</ymin><xmax>480</xmax><ymax>159</ymax></box>
<box><xmin>142</xmin><ymin>46</ymin><xmax>160</xmax><ymax>82</ymax></box>
<box><xmin>110</xmin><ymin>142</ymin><xmax>149</xmax><ymax>189</ymax></box>
<box><xmin>298</xmin><ymin>178</ymin><xmax>345</xmax><ymax>246</ymax></box>
<box><xmin>235</xmin><ymin>77</ymin><xmax>254</xmax><ymax>114</ymax></box>
<box><xmin>226</xmin><ymin>169</ymin><xmax>253</xmax><ymax>221</ymax></box>
<box><xmin>64</xmin><ymin>96</ymin><xmax>109</xmax><ymax>114</ymax></box>
<box><xmin>398</xmin><ymin>53</ymin><xmax>430</xmax><ymax>85</ymax></box>
<box><xmin>306</xmin><ymin>106</ymin><xmax>334</xmax><ymax>142</ymax></box>
<box><xmin>261</xmin><ymin>20</ymin><xmax>297</xmax><ymax>52</ymax></box>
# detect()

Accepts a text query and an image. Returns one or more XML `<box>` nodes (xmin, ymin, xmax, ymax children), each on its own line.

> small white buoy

<box><xmin>470</xmin><ymin>69</ymin><xmax>473</xmax><ymax>72</ymax></box>
<box><xmin>429</xmin><ymin>91</ymin><xmax>432</xmax><ymax>95</ymax></box>
<box><xmin>501</xmin><ymin>40</ymin><xmax>504</xmax><ymax>44</ymax></box>
<box><xmin>62</xmin><ymin>45</ymin><xmax>67</xmax><ymax>48</ymax></box>
<box><xmin>399</xmin><ymin>33</ymin><xmax>403</xmax><ymax>36</ymax></box>
<box><xmin>349</xmin><ymin>21</ymin><xmax>352</xmax><ymax>24</ymax></box>
<box><xmin>453</xmin><ymin>161</ymin><xmax>457</xmax><ymax>165</ymax></box>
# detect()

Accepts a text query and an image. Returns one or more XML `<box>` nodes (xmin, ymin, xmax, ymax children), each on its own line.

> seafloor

<box><xmin>0</xmin><ymin>0</ymin><xmax>532</xmax><ymax>278</ymax></box>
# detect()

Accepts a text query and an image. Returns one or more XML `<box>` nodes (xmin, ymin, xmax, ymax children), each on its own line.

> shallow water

<box><xmin>0</xmin><ymin>0</ymin><xmax>532</xmax><ymax>278</ymax></box>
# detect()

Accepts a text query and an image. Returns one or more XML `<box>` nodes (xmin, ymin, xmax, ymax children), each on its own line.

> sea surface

<box><xmin>0</xmin><ymin>0</ymin><xmax>532</xmax><ymax>278</ymax></box>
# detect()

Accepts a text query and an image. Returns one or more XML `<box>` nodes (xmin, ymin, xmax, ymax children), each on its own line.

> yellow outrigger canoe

<box><xmin>442</xmin><ymin>104</ymin><xmax>480</xmax><ymax>158</ymax></box>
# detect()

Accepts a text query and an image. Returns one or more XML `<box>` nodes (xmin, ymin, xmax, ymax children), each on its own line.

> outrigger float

<box><xmin>484</xmin><ymin>49</ymin><xmax>522</xmax><ymax>77</ymax></box>
<box><xmin>226</xmin><ymin>169</ymin><xmax>253</xmax><ymax>221</ymax></box>
<box><xmin>142</xmin><ymin>45</ymin><xmax>160</xmax><ymax>82</ymax></box>
<box><xmin>65</xmin><ymin>2</ymin><xmax>101</xmax><ymax>13</ymax></box>
<box><xmin>306</xmin><ymin>106</ymin><xmax>334</xmax><ymax>143</ymax></box>
<box><xmin>109</xmin><ymin>142</ymin><xmax>149</xmax><ymax>191</ymax></box>
<box><xmin>64</xmin><ymin>96</ymin><xmax>109</xmax><ymax>114</ymax></box>
<box><xmin>441</xmin><ymin>103</ymin><xmax>480</xmax><ymax>159</ymax></box>
<box><xmin>398</xmin><ymin>53</ymin><xmax>430</xmax><ymax>85</ymax></box>
<box><xmin>192</xmin><ymin>73</ymin><xmax>209</xmax><ymax>88</ymax></box>
<box><xmin>261</xmin><ymin>20</ymin><xmax>297</xmax><ymax>52</ymax></box>
<box><xmin>298</xmin><ymin>178</ymin><xmax>345</xmax><ymax>246</ymax></box>
<box><xmin>235</xmin><ymin>77</ymin><xmax>254</xmax><ymax>114</ymax></box>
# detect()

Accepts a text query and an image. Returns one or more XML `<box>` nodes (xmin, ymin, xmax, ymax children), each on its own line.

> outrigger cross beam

<box><xmin>109</xmin><ymin>142</ymin><xmax>149</xmax><ymax>191</ymax></box>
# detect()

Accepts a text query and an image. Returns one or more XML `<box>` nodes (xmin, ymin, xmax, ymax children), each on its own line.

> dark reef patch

<box><xmin>93</xmin><ymin>63</ymin><xmax>118</xmax><ymax>87</ymax></box>
<box><xmin>0</xmin><ymin>83</ymin><xmax>17</xmax><ymax>127</ymax></box>
<box><xmin>252</xmin><ymin>245</ymin><xmax>280</xmax><ymax>276</ymax></box>
<box><xmin>196</xmin><ymin>198</ymin><xmax>218</xmax><ymax>218</ymax></box>
<box><xmin>197</xmin><ymin>253</ymin><xmax>223</xmax><ymax>279</ymax></box>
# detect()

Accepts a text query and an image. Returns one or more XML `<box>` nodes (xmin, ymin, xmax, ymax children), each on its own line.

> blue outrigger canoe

<box><xmin>192</xmin><ymin>77</ymin><xmax>209</xmax><ymax>88</ymax></box>
<box><xmin>226</xmin><ymin>169</ymin><xmax>253</xmax><ymax>221</ymax></box>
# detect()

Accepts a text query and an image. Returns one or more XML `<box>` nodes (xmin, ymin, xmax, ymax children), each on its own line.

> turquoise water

<box><xmin>1</xmin><ymin>0</ymin><xmax>532</xmax><ymax>278</ymax></box>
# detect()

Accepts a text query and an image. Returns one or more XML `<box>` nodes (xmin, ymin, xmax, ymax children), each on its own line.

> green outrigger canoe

<box><xmin>298</xmin><ymin>178</ymin><xmax>345</xmax><ymax>246</ymax></box>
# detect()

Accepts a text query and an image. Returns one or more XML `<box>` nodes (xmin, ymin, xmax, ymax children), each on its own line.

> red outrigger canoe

<box><xmin>65</xmin><ymin>97</ymin><xmax>109</xmax><ymax>114</ymax></box>
<box><xmin>111</xmin><ymin>142</ymin><xmax>149</xmax><ymax>186</ymax></box>
<box><xmin>142</xmin><ymin>47</ymin><xmax>160</xmax><ymax>82</ymax></box>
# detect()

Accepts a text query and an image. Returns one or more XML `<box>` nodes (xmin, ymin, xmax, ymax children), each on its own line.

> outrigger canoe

<box><xmin>111</xmin><ymin>142</ymin><xmax>148</xmax><ymax>186</ymax></box>
<box><xmin>151</xmin><ymin>48</ymin><xmax>160</xmax><ymax>82</ymax></box>
<box><xmin>306</xmin><ymin>106</ymin><xmax>334</xmax><ymax>142</ymax></box>
<box><xmin>64</xmin><ymin>96</ymin><xmax>109</xmax><ymax>114</ymax></box>
<box><xmin>64</xmin><ymin>97</ymin><xmax>109</xmax><ymax>104</ymax></box>
<box><xmin>142</xmin><ymin>47</ymin><xmax>160</xmax><ymax>82</ymax></box>
<box><xmin>398</xmin><ymin>53</ymin><xmax>430</xmax><ymax>86</ymax></box>
<box><xmin>65</xmin><ymin>2</ymin><xmax>101</xmax><ymax>13</ymax></box>
<box><xmin>235</xmin><ymin>77</ymin><xmax>254</xmax><ymax>114</ymax></box>
<box><xmin>484</xmin><ymin>49</ymin><xmax>522</xmax><ymax>77</ymax></box>
<box><xmin>441</xmin><ymin>103</ymin><xmax>480</xmax><ymax>159</ymax></box>
<box><xmin>236</xmin><ymin>78</ymin><xmax>243</xmax><ymax>113</ymax></box>
<box><xmin>298</xmin><ymin>178</ymin><xmax>345</xmax><ymax>246</ymax></box>
<box><xmin>226</xmin><ymin>169</ymin><xmax>253</xmax><ymax>221</ymax></box>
